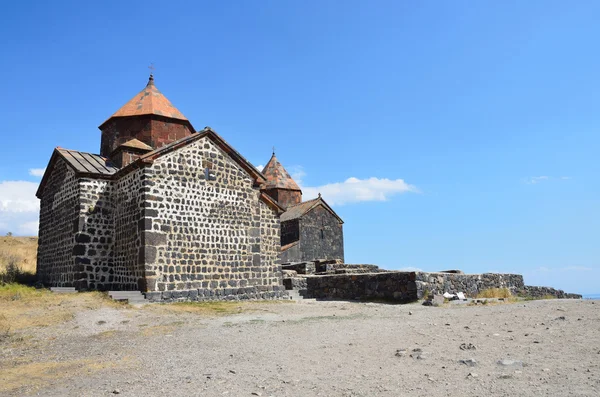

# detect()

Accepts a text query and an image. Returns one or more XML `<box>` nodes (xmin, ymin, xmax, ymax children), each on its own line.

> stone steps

<box><xmin>286</xmin><ymin>289</ymin><xmax>315</xmax><ymax>302</ymax></box>
<box><xmin>50</xmin><ymin>287</ymin><xmax>77</xmax><ymax>293</ymax></box>
<box><xmin>108</xmin><ymin>291</ymin><xmax>149</xmax><ymax>305</ymax></box>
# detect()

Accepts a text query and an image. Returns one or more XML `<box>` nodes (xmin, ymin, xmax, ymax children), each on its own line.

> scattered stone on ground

<box><xmin>1</xmin><ymin>298</ymin><xmax>598</xmax><ymax>396</ymax></box>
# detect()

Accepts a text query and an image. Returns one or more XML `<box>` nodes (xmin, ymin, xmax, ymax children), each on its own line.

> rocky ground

<box><xmin>1</xmin><ymin>297</ymin><xmax>599</xmax><ymax>396</ymax></box>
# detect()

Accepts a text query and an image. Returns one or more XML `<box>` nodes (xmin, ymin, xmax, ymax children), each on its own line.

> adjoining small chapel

<box><xmin>260</xmin><ymin>154</ymin><xmax>344</xmax><ymax>264</ymax></box>
<box><xmin>35</xmin><ymin>74</ymin><xmax>344</xmax><ymax>300</ymax></box>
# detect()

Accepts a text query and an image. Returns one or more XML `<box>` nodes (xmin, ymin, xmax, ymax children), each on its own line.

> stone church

<box><xmin>260</xmin><ymin>154</ymin><xmax>344</xmax><ymax>264</ymax></box>
<box><xmin>35</xmin><ymin>75</ymin><xmax>288</xmax><ymax>300</ymax></box>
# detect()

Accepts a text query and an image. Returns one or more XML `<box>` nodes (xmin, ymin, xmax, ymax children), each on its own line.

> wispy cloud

<box><xmin>536</xmin><ymin>265</ymin><xmax>592</xmax><ymax>272</ymax></box>
<box><xmin>288</xmin><ymin>166</ymin><xmax>306</xmax><ymax>186</ymax></box>
<box><xmin>0</xmin><ymin>180</ymin><xmax>40</xmax><ymax>236</ymax></box>
<box><xmin>526</xmin><ymin>176</ymin><xmax>549</xmax><ymax>184</ymax></box>
<box><xmin>524</xmin><ymin>175</ymin><xmax>571</xmax><ymax>185</ymax></box>
<box><xmin>29</xmin><ymin>168</ymin><xmax>46</xmax><ymax>177</ymax></box>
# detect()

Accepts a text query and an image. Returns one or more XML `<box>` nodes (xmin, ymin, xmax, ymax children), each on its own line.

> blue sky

<box><xmin>0</xmin><ymin>1</ymin><xmax>598</xmax><ymax>294</ymax></box>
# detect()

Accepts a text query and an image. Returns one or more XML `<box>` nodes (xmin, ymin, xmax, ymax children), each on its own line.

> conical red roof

<box><xmin>262</xmin><ymin>153</ymin><xmax>301</xmax><ymax>191</ymax></box>
<box><xmin>100</xmin><ymin>75</ymin><xmax>188</xmax><ymax>126</ymax></box>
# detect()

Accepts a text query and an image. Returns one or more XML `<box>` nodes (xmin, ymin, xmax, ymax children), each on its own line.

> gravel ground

<box><xmin>2</xmin><ymin>298</ymin><xmax>599</xmax><ymax>396</ymax></box>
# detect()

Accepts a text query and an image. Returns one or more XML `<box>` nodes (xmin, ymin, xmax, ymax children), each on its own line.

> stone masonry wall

<box><xmin>304</xmin><ymin>272</ymin><xmax>417</xmax><ymax>302</ymax></box>
<box><xmin>112</xmin><ymin>168</ymin><xmax>146</xmax><ymax>290</ymax></box>
<box><xmin>73</xmin><ymin>168</ymin><xmax>146</xmax><ymax>291</ymax></box>
<box><xmin>100</xmin><ymin>116</ymin><xmax>193</xmax><ymax>157</ymax></box>
<box><xmin>414</xmin><ymin>272</ymin><xmax>524</xmax><ymax>299</ymax></box>
<box><xmin>299</xmin><ymin>205</ymin><xmax>344</xmax><ymax>262</ymax></box>
<box><xmin>74</xmin><ymin>178</ymin><xmax>114</xmax><ymax>290</ymax></box>
<box><xmin>141</xmin><ymin>137</ymin><xmax>284</xmax><ymax>302</ymax></box>
<box><xmin>37</xmin><ymin>158</ymin><xmax>79</xmax><ymax>287</ymax></box>
<box><xmin>519</xmin><ymin>285</ymin><xmax>582</xmax><ymax>299</ymax></box>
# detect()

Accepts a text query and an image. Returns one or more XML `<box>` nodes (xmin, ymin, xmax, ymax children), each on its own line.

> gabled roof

<box><xmin>280</xmin><ymin>196</ymin><xmax>343</xmax><ymax>224</ymax></box>
<box><xmin>56</xmin><ymin>148</ymin><xmax>119</xmax><ymax>175</ymax></box>
<box><xmin>262</xmin><ymin>153</ymin><xmax>301</xmax><ymax>191</ymax></box>
<box><xmin>99</xmin><ymin>75</ymin><xmax>191</xmax><ymax>129</ymax></box>
<box><xmin>116</xmin><ymin>127</ymin><xmax>267</xmax><ymax>186</ymax></box>
<box><xmin>115</xmin><ymin>138</ymin><xmax>153</xmax><ymax>152</ymax></box>
<box><xmin>36</xmin><ymin>148</ymin><xmax>119</xmax><ymax>197</ymax></box>
<box><xmin>36</xmin><ymin>127</ymin><xmax>279</xmax><ymax>212</ymax></box>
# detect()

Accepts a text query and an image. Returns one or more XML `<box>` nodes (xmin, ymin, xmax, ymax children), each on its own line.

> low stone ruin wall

<box><xmin>414</xmin><ymin>272</ymin><xmax>525</xmax><ymax>299</ymax></box>
<box><xmin>144</xmin><ymin>286</ymin><xmax>286</xmax><ymax>303</ymax></box>
<box><xmin>320</xmin><ymin>264</ymin><xmax>383</xmax><ymax>274</ymax></box>
<box><xmin>282</xmin><ymin>262</ymin><xmax>316</xmax><ymax>275</ymax></box>
<box><xmin>283</xmin><ymin>261</ymin><xmax>384</xmax><ymax>275</ymax></box>
<box><xmin>304</xmin><ymin>272</ymin><xmax>417</xmax><ymax>303</ymax></box>
<box><xmin>518</xmin><ymin>285</ymin><xmax>582</xmax><ymax>299</ymax></box>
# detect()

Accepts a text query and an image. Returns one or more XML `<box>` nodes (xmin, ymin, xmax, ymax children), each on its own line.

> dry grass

<box><xmin>146</xmin><ymin>300</ymin><xmax>289</xmax><ymax>316</ymax></box>
<box><xmin>476</xmin><ymin>287</ymin><xmax>512</xmax><ymax>299</ymax></box>
<box><xmin>0</xmin><ymin>356</ymin><xmax>134</xmax><ymax>394</ymax></box>
<box><xmin>0</xmin><ymin>236</ymin><xmax>38</xmax><ymax>284</ymax></box>
<box><xmin>0</xmin><ymin>284</ymin><xmax>125</xmax><ymax>335</ymax></box>
<box><xmin>0</xmin><ymin>236</ymin><xmax>37</xmax><ymax>274</ymax></box>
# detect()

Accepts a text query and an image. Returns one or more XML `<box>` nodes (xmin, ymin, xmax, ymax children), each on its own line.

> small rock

<box><xmin>459</xmin><ymin>358</ymin><xmax>477</xmax><ymax>367</ymax></box>
<box><xmin>542</xmin><ymin>368</ymin><xmax>550</xmax><ymax>372</ymax></box>
<box><xmin>499</xmin><ymin>374</ymin><xmax>513</xmax><ymax>379</ymax></box>
<box><xmin>408</xmin><ymin>311</ymin><xmax>413</xmax><ymax>315</ymax></box>
<box><xmin>460</xmin><ymin>343</ymin><xmax>476</xmax><ymax>351</ymax></box>
<box><xmin>229</xmin><ymin>370</ymin><xmax>237</xmax><ymax>374</ymax></box>
<box><xmin>395</xmin><ymin>349</ymin><xmax>408</xmax><ymax>357</ymax></box>
<box><xmin>467</xmin><ymin>372</ymin><xmax>478</xmax><ymax>379</ymax></box>
<box><xmin>556</xmin><ymin>316</ymin><xmax>566</xmax><ymax>321</ymax></box>
<box><xmin>251</xmin><ymin>393</ymin><xmax>262</xmax><ymax>396</ymax></box>
<box><xmin>497</xmin><ymin>359</ymin><xmax>523</xmax><ymax>368</ymax></box>
<box><xmin>410</xmin><ymin>348</ymin><xmax>426</xmax><ymax>360</ymax></box>
<box><xmin>112</xmin><ymin>390</ymin><xmax>120</xmax><ymax>395</ymax></box>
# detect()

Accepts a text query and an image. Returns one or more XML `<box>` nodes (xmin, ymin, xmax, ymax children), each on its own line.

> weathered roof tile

<box><xmin>100</xmin><ymin>75</ymin><xmax>188</xmax><ymax>127</ymax></box>
<box><xmin>262</xmin><ymin>153</ymin><xmax>301</xmax><ymax>191</ymax></box>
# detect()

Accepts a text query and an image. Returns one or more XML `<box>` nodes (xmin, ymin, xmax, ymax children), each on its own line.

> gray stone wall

<box><xmin>280</xmin><ymin>219</ymin><xmax>299</xmax><ymax>246</ymax></box>
<box><xmin>74</xmin><ymin>178</ymin><xmax>114</xmax><ymax>290</ymax></box>
<box><xmin>298</xmin><ymin>205</ymin><xmax>344</xmax><ymax>262</ymax></box>
<box><xmin>280</xmin><ymin>242</ymin><xmax>300</xmax><ymax>264</ymax></box>
<box><xmin>304</xmin><ymin>272</ymin><xmax>417</xmax><ymax>302</ymax></box>
<box><xmin>414</xmin><ymin>272</ymin><xmax>525</xmax><ymax>299</ymax></box>
<box><xmin>37</xmin><ymin>158</ymin><xmax>79</xmax><ymax>287</ymax></box>
<box><xmin>140</xmin><ymin>137</ymin><xmax>284</xmax><ymax>300</ymax></box>
<box><xmin>519</xmin><ymin>285</ymin><xmax>582</xmax><ymax>299</ymax></box>
<box><xmin>112</xmin><ymin>169</ymin><xmax>145</xmax><ymax>290</ymax></box>
<box><xmin>72</xmin><ymin>169</ymin><xmax>146</xmax><ymax>291</ymax></box>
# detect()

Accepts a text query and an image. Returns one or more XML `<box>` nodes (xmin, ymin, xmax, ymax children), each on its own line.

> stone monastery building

<box><xmin>36</xmin><ymin>75</ymin><xmax>344</xmax><ymax>300</ymax></box>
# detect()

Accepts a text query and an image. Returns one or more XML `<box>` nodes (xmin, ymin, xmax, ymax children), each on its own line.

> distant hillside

<box><xmin>0</xmin><ymin>236</ymin><xmax>38</xmax><ymax>274</ymax></box>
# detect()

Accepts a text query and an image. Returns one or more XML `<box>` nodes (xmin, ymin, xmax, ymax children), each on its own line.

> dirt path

<box><xmin>2</xmin><ymin>298</ymin><xmax>599</xmax><ymax>396</ymax></box>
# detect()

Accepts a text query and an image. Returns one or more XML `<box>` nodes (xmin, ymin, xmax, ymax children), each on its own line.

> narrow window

<box><xmin>202</xmin><ymin>160</ymin><xmax>216</xmax><ymax>181</ymax></box>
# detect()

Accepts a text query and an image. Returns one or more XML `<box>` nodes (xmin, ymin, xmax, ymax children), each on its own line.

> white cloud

<box><xmin>397</xmin><ymin>266</ymin><xmax>423</xmax><ymax>272</ymax></box>
<box><xmin>256</xmin><ymin>165</ymin><xmax>264</xmax><ymax>172</ymax></box>
<box><xmin>18</xmin><ymin>221</ymin><xmax>39</xmax><ymax>235</ymax></box>
<box><xmin>29</xmin><ymin>168</ymin><xmax>46</xmax><ymax>177</ymax></box>
<box><xmin>302</xmin><ymin>177</ymin><xmax>418</xmax><ymax>206</ymax></box>
<box><xmin>0</xmin><ymin>180</ymin><xmax>40</xmax><ymax>236</ymax></box>
<box><xmin>526</xmin><ymin>176</ymin><xmax>549</xmax><ymax>184</ymax></box>
<box><xmin>524</xmin><ymin>176</ymin><xmax>571</xmax><ymax>184</ymax></box>
<box><xmin>288</xmin><ymin>166</ymin><xmax>306</xmax><ymax>186</ymax></box>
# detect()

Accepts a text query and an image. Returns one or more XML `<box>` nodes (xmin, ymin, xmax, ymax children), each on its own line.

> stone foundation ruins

<box><xmin>280</xmin><ymin>260</ymin><xmax>582</xmax><ymax>302</ymax></box>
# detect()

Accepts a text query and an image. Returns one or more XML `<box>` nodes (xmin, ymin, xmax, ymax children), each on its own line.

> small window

<box><xmin>202</xmin><ymin>160</ymin><xmax>216</xmax><ymax>181</ymax></box>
